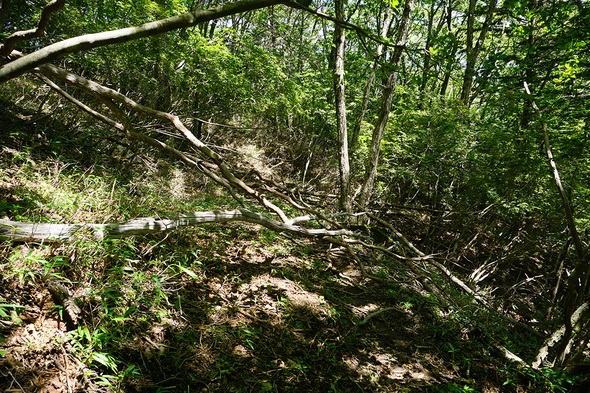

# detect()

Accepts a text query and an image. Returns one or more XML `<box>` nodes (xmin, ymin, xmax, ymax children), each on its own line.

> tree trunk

<box><xmin>418</xmin><ymin>0</ymin><xmax>437</xmax><ymax>109</ymax></box>
<box><xmin>349</xmin><ymin>67</ymin><xmax>375</xmax><ymax>154</ymax></box>
<box><xmin>359</xmin><ymin>0</ymin><xmax>414</xmax><ymax>209</ymax></box>
<box><xmin>460</xmin><ymin>0</ymin><xmax>476</xmax><ymax>104</ymax></box>
<box><xmin>460</xmin><ymin>0</ymin><xmax>497</xmax><ymax>106</ymax></box>
<box><xmin>439</xmin><ymin>0</ymin><xmax>457</xmax><ymax>98</ymax></box>
<box><xmin>521</xmin><ymin>9</ymin><xmax>537</xmax><ymax>128</ymax></box>
<box><xmin>332</xmin><ymin>0</ymin><xmax>351</xmax><ymax>212</ymax></box>
<box><xmin>349</xmin><ymin>5</ymin><xmax>392</xmax><ymax>152</ymax></box>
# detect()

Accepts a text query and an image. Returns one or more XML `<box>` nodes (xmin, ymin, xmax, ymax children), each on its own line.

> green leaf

<box><xmin>0</xmin><ymin>304</ymin><xmax>25</xmax><ymax>309</ymax></box>
<box><xmin>92</xmin><ymin>352</ymin><xmax>118</xmax><ymax>372</ymax></box>
<box><xmin>0</xmin><ymin>303</ymin><xmax>26</xmax><ymax>318</ymax></box>
<box><xmin>178</xmin><ymin>265</ymin><xmax>199</xmax><ymax>280</ymax></box>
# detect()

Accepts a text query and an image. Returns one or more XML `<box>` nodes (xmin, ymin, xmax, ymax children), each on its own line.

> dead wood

<box><xmin>0</xmin><ymin>210</ymin><xmax>356</xmax><ymax>243</ymax></box>
<box><xmin>43</xmin><ymin>274</ymin><xmax>81</xmax><ymax>330</ymax></box>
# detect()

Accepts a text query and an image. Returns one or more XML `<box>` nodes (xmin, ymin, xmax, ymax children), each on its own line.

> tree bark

<box><xmin>358</xmin><ymin>0</ymin><xmax>414</xmax><ymax>209</ymax></box>
<box><xmin>332</xmin><ymin>0</ymin><xmax>351</xmax><ymax>212</ymax></box>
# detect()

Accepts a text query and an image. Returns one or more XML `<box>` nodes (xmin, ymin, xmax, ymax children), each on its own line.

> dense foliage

<box><xmin>1</xmin><ymin>0</ymin><xmax>589</xmax><ymax>391</ymax></box>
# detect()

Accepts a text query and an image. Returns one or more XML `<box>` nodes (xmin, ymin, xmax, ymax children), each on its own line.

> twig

<box><xmin>61</xmin><ymin>343</ymin><xmax>73</xmax><ymax>393</ymax></box>
<box><xmin>7</xmin><ymin>370</ymin><xmax>25</xmax><ymax>392</ymax></box>
<box><xmin>236</xmin><ymin>308</ymin><xmax>264</xmax><ymax>323</ymax></box>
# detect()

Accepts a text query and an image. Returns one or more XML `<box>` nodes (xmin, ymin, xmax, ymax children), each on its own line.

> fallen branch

<box><xmin>532</xmin><ymin>301</ymin><xmax>590</xmax><ymax>369</ymax></box>
<box><xmin>35</xmin><ymin>71</ymin><xmax>249</xmax><ymax>209</ymax></box>
<box><xmin>44</xmin><ymin>274</ymin><xmax>81</xmax><ymax>330</ymax></box>
<box><xmin>358</xmin><ymin>307</ymin><xmax>406</xmax><ymax>325</ymax></box>
<box><xmin>27</xmin><ymin>59</ymin><xmax>289</xmax><ymax>222</ymax></box>
<box><xmin>0</xmin><ymin>209</ymin><xmax>356</xmax><ymax>242</ymax></box>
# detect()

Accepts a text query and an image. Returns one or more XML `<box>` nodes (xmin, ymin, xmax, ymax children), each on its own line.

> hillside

<box><xmin>1</xmin><ymin>0</ymin><xmax>590</xmax><ymax>392</ymax></box>
<box><xmin>0</xmin><ymin>78</ymin><xmax>582</xmax><ymax>393</ymax></box>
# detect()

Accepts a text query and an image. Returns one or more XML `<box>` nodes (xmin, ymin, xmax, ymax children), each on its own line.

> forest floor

<box><xmin>0</xmin><ymin>89</ymin><xmax>574</xmax><ymax>392</ymax></box>
<box><xmin>0</xmin><ymin>228</ymin><xmax>505</xmax><ymax>393</ymax></box>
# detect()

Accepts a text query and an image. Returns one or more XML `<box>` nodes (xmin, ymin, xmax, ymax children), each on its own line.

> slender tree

<box><xmin>349</xmin><ymin>4</ymin><xmax>392</xmax><ymax>152</ymax></box>
<box><xmin>359</xmin><ymin>0</ymin><xmax>414</xmax><ymax>209</ymax></box>
<box><xmin>418</xmin><ymin>0</ymin><xmax>445</xmax><ymax>108</ymax></box>
<box><xmin>460</xmin><ymin>0</ymin><xmax>497</xmax><ymax>105</ymax></box>
<box><xmin>332</xmin><ymin>0</ymin><xmax>351</xmax><ymax>212</ymax></box>
<box><xmin>439</xmin><ymin>0</ymin><xmax>458</xmax><ymax>98</ymax></box>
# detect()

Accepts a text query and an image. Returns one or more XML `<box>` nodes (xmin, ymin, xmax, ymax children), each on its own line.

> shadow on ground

<box><xmin>0</xmin><ymin>87</ymin><xmax>524</xmax><ymax>393</ymax></box>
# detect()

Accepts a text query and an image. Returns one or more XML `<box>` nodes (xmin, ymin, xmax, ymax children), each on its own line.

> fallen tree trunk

<box><xmin>0</xmin><ymin>209</ymin><xmax>355</xmax><ymax>242</ymax></box>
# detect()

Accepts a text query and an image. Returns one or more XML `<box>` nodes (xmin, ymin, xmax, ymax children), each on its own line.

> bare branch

<box><xmin>525</xmin><ymin>82</ymin><xmax>585</xmax><ymax>261</ymax></box>
<box><xmin>22</xmin><ymin>55</ymin><xmax>290</xmax><ymax>221</ymax></box>
<box><xmin>37</xmin><ymin>67</ymin><xmax>250</xmax><ymax>207</ymax></box>
<box><xmin>0</xmin><ymin>0</ymin><xmax>292</xmax><ymax>83</ymax></box>
<box><xmin>1</xmin><ymin>0</ymin><xmax>65</xmax><ymax>56</ymax></box>
<box><xmin>34</xmin><ymin>73</ymin><xmax>124</xmax><ymax>131</ymax></box>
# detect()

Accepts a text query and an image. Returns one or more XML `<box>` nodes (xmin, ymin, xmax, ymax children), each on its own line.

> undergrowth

<box><xmin>0</xmin><ymin>80</ymin><xmax>581</xmax><ymax>392</ymax></box>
